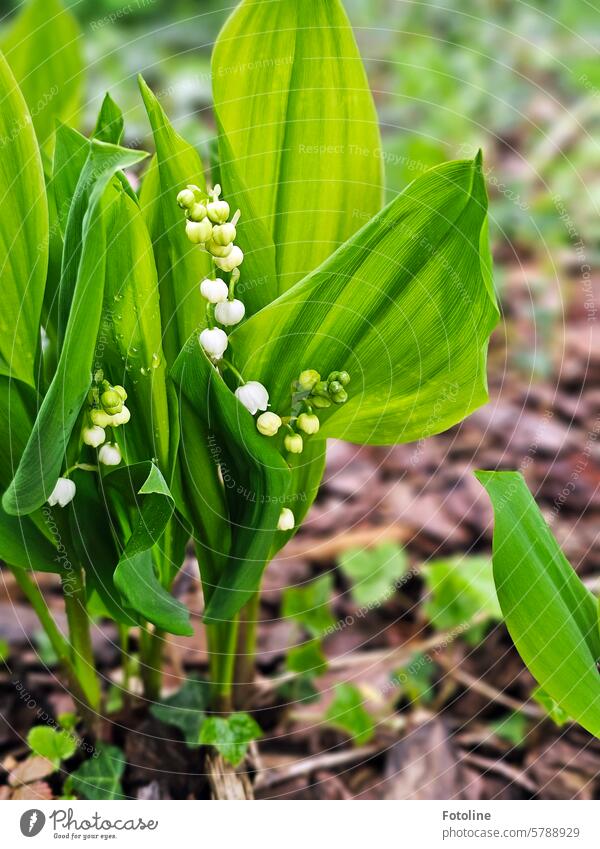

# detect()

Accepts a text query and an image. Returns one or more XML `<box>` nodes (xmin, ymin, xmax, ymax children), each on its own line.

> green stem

<box><xmin>221</xmin><ymin>358</ymin><xmax>245</xmax><ymax>386</ymax></box>
<box><xmin>207</xmin><ymin>618</ymin><xmax>239</xmax><ymax>713</ymax></box>
<box><xmin>61</xmin><ymin>566</ymin><xmax>101</xmax><ymax>715</ymax></box>
<box><xmin>233</xmin><ymin>593</ymin><xmax>259</xmax><ymax>710</ymax></box>
<box><xmin>139</xmin><ymin>625</ymin><xmax>164</xmax><ymax>701</ymax></box>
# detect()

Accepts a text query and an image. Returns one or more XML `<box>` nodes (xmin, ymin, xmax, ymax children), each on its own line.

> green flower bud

<box><xmin>311</xmin><ymin>395</ymin><xmax>331</xmax><ymax>409</ymax></box>
<box><xmin>256</xmin><ymin>412</ymin><xmax>282</xmax><ymax>436</ymax></box>
<box><xmin>187</xmin><ymin>202</ymin><xmax>207</xmax><ymax>222</ymax></box>
<box><xmin>177</xmin><ymin>188</ymin><xmax>195</xmax><ymax>209</ymax></box>
<box><xmin>90</xmin><ymin>409</ymin><xmax>114</xmax><ymax>428</ymax></box>
<box><xmin>338</xmin><ymin>371</ymin><xmax>351</xmax><ymax>386</ymax></box>
<box><xmin>101</xmin><ymin>389</ymin><xmax>123</xmax><ymax>415</ymax></box>
<box><xmin>284</xmin><ymin>432</ymin><xmax>304</xmax><ymax>454</ymax></box>
<box><xmin>207</xmin><ymin>199</ymin><xmax>230</xmax><ymax>223</ymax></box>
<box><xmin>206</xmin><ymin>240</ymin><xmax>233</xmax><ymax>258</ymax></box>
<box><xmin>312</xmin><ymin>380</ymin><xmax>330</xmax><ymax>398</ymax></box>
<box><xmin>297</xmin><ymin>413</ymin><xmax>320</xmax><ymax>435</ymax></box>
<box><xmin>297</xmin><ymin>369</ymin><xmax>320</xmax><ymax>391</ymax></box>
<box><xmin>113</xmin><ymin>385</ymin><xmax>127</xmax><ymax>401</ymax></box>
<box><xmin>328</xmin><ymin>379</ymin><xmax>342</xmax><ymax>395</ymax></box>
<box><xmin>211</xmin><ymin>222</ymin><xmax>236</xmax><ymax>246</ymax></box>
<box><xmin>331</xmin><ymin>387</ymin><xmax>348</xmax><ymax>404</ymax></box>
<box><xmin>186</xmin><ymin>218</ymin><xmax>213</xmax><ymax>244</ymax></box>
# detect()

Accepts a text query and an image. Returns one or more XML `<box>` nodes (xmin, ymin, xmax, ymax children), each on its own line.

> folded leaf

<box><xmin>109</xmin><ymin>463</ymin><xmax>193</xmax><ymax>636</ymax></box>
<box><xmin>138</xmin><ymin>76</ymin><xmax>211</xmax><ymax>363</ymax></box>
<box><xmin>0</xmin><ymin>53</ymin><xmax>48</xmax><ymax>388</ymax></box>
<box><xmin>2</xmin><ymin>140</ymin><xmax>147</xmax><ymax>516</ymax></box>
<box><xmin>476</xmin><ymin>470</ymin><xmax>600</xmax><ymax>738</ymax></box>
<box><xmin>213</xmin><ymin>0</ymin><xmax>384</xmax><ymax>291</ymax></box>
<box><xmin>171</xmin><ymin>338</ymin><xmax>290</xmax><ymax>621</ymax></box>
<box><xmin>94</xmin><ymin>93</ymin><xmax>124</xmax><ymax>144</ymax></box>
<box><xmin>1</xmin><ymin>0</ymin><xmax>84</xmax><ymax>152</ymax></box>
<box><xmin>230</xmin><ymin>155</ymin><xmax>499</xmax><ymax>445</ymax></box>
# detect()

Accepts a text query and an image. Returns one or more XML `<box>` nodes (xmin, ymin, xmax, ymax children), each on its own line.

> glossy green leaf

<box><xmin>67</xmin><ymin>745</ymin><xmax>125</xmax><ymax>801</ymax></box>
<box><xmin>0</xmin><ymin>53</ymin><xmax>48</xmax><ymax>388</ymax></box>
<box><xmin>230</xmin><ymin>155</ymin><xmax>498</xmax><ymax>445</ymax></box>
<box><xmin>171</xmin><ymin>338</ymin><xmax>290</xmax><ymax>621</ymax></box>
<box><xmin>213</xmin><ymin>0</ymin><xmax>384</xmax><ymax>291</ymax></box>
<box><xmin>138</xmin><ymin>76</ymin><xmax>211</xmax><ymax>363</ymax></box>
<box><xmin>325</xmin><ymin>683</ymin><xmax>375</xmax><ymax>745</ymax></box>
<box><xmin>198</xmin><ymin>712</ymin><xmax>262</xmax><ymax>766</ymax></box>
<box><xmin>1</xmin><ymin>0</ymin><xmax>84</xmax><ymax>152</ymax></box>
<box><xmin>93</xmin><ymin>93</ymin><xmax>124</xmax><ymax>145</ymax></box>
<box><xmin>476</xmin><ymin>470</ymin><xmax>600</xmax><ymax>738</ymax></box>
<box><xmin>151</xmin><ymin>677</ymin><xmax>211</xmax><ymax>746</ymax></box>
<box><xmin>2</xmin><ymin>140</ymin><xmax>147</xmax><ymax>517</ymax></box>
<box><xmin>108</xmin><ymin>463</ymin><xmax>193</xmax><ymax>636</ymax></box>
<box><xmin>339</xmin><ymin>542</ymin><xmax>407</xmax><ymax>607</ymax></box>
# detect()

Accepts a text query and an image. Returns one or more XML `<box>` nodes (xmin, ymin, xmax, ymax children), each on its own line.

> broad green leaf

<box><xmin>0</xmin><ymin>53</ymin><xmax>48</xmax><ymax>388</ymax></box>
<box><xmin>101</xmin><ymin>182</ymin><xmax>170</xmax><ymax>472</ymax></box>
<box><xmin>281</xmin><ymin>574</ymin><xmax>335</xmax><ymax>637</ymax></box>
<box><xmin>339</xmin><ymin>542</ymin><xmax>407</xmax><ymax>607</ymax></box>
<box><xmin>108</xmin><ymin>463</ymin><xmax>193</xmax><ymax>636</ymax></box>
<box><xmin>27</xmin><ymin>725</ymin><xmax>76</xmax><ymax>766</ymax></box>
<box><xmin>67</xmin><ymin>745</ymin><xmax>125</xmax><ymax>800</ymax></box>
<box><xmin>213</xmin><ymin>0</ymin><xmax>383</xmax><ymax>291</ymax></box>
<box><xmin>138</xmin><ymin>76</ymin><xmax>211</xmax><ymax>363</ymax></box>
<box><xmin>93</xmin><ymin>93</ymin><xmax>124</xmax><ymax>144</ymax></box>
<box><xmin>476</xmin><ymin>470</ymin><xmax>600</xmax><ymax>738</ymax></box>
<box><xmin>1</xmin><ymin>0</ymin><xmax>84</xmax><ymax>152</ymax></box>
<box><xmin>230</xmin><ymin>155</ymin><xmax>499</xmax><ymax>445</ymax></box>
<box><xmin>198</xmin><ymin>712</ymin><xmax>262</xmax><ymax>766</ymax></box>
<box><xmin>171</xmin><ymin>338</ymin><xmax>290</xmax><ymax>622</ymax></box>
<box><xmin>151</xmin><ymin>677</ymin><xmax>211</xmax><ymax>747</ymax></box>
<box><xmin>50</xmin><ymin>123</ymin><xmax>89</xmax><ymax>239</ymax></box>
<box><xmin>422</xmin><ymin>555</ymin><xmax>501</xmax><ymax>644</ymax></box>
<box><xmin>2</xmin><ymin>140</ymin><xmax>147</xmax><ymax>517</ymax></box>
<box><xmin>286</xmin><ymin>639</ymin><xmax>328</xmax><ymax>678</ymax></box>
<box><xmin>325</xmin><ymin>683</ymin><xmax>375</xmax><ymax>745</ymax></box>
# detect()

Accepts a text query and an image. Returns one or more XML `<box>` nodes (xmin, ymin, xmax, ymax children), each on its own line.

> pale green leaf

<box><xmin>339</xmin><ymin>542</ymin><xmax>407</xmax><ymax>607</ymax></box>
<box><xmin>476</xmin><ymin>470</ymin><xmax>600</xmax><ymax>738</ymax></box>
<box><xmin>198</xmin><ymin>712</ymin><xmax>262</xmax><ymax>766</ymax></box>
<box><xmin>325</xmin><ymin>683</ymin><xmax>375</xmax><ymax>744</ymax></box>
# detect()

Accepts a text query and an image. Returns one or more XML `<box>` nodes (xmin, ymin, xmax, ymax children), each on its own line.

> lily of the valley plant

<box><xmin>0</xmin><ymin>0</ymin><xmax>499</xmax><ymax>776</ymax></box>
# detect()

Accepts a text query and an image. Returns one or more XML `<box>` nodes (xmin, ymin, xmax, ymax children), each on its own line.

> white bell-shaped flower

<box><xmin>214</xmin><ymin>245</ymin><xmax>243</xmax><ymax>273</ymax></box>
<box><xmin>215</xmin><ymin>299</ymin><xmax>245</xmax><ymax>327</ymax></box>
<box><xmin>82</xmin><ymin>425</ymin><xmax>106</xmax><ymax>447</ymax></box>
<box><xmin>48</xmin><ymin>477</ymin><xmax>76</xmax><ymax>508</ymax></box>
<box><xmin>235</xmin><ymin>381</ymin><xmax>269</xmax><ymax>415</ymax></box>
<box><xmin>200</xmin><ymin>277</ymin><xmax>229</xmax><ymax>304</ymax></box>
<box><xmin>98</xmin><ymin>443</ymin><xmax>122</xmax><ymax>466</ymax></box>
<box><xmin>199</xmin><ymin>327</ymin><xmax>228</xmax><ymax>360</ymax></box>
<box><xmin>277</xmin><ymin>508</ymin><xmax>295</xmax><ymax>531</ymax></box>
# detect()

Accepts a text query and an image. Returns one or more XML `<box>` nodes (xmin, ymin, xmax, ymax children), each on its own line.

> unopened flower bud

<box><xmin>297</xmin><ymin>369</ymin><xmax>320</xmax><ymax>391</ymax></box>
<box><xmin>177</xmin><ymin>188</ymin><xmax>195</xmax><ymax>208</ymax></box>
<box><xmin>277</xmin><ymin>508</ymin><xmax>295</xmax><ymax>531</ymax></box>
<box><xmin>200</xmin><ymin>277</ymin><xmax>229</xmax><ymax>303</ymax></box>
<box><xmin>112</xmin><ymin>405</ymin><xmax>131</xmax><ymax>426</ymax></box>
<box><xmin>338</xmin><ymin>371</ymin><xmax>351</xmax><ymax>386</ymax></box>
<box><xmin>199</xmin><ymin>327</ymin><xmax>228</xmax><ymax>360</ymax></box>
<box><xmin>101</xmin><ymin>389</ymin><xmax>123</xmax><ymax>415</ymax></box>
<box><xmin>311</xmin><ymin>395</ymin><xmax>331</xmax><ymax>409</ymax></box>
<box><xmin>98</xmin><ymin>442</ymin><xmax>122</xmax><ymax>466</ymax></box>
<box><xmin>256</xmin><ymin>411</ymin><xmax>281</xmax><ymax>436</ymax></box>
<box><xmin>207</xmin><ymin>240</ymin><xmax>233</xmax><ymax>258</ymax></box>
<box><xmin>214</xmin><ymin>245</ymin><xmax>243</xmax><ymax>272</ymax></box>
<box><xmin>328</xmin><ymin>380</ymin><xmax>342</xmax><ymax>395</ymax></box>
<box><xmin>82</xmin><ymin>425</ymin><xmax>106</xmax><ymax>448</ymax></box>
<box><xmin>186</xmin><ymin>218</ymin><xmax>213</xmax><ymax>244</ymax></box>
<box><xmin>215</xmin><ymin>299</ymin><xmax>245</xmax><ymax>326</ymax></box>
<box><xmin>211</xmin><ymin>222</ymin><xmax>236</xmax><ymax>246</ymax></box>
<box><xmin>235</xmin><ymin>381</ymin><xmax>269</xmax><ymax>415</ymax></box>
<box><xmin>331</xmin><ymin>387</ymin><xmax>348</xmax><ymax>404</ymax></box>
<box><xmin>297</xmin><ymin>413</ymin><xmax>320</xmax><ymax>435</ymax></box>
<box><xmin>48</xmin><ymin>477</ymin><xmax>76</xmax><ymax>508</ymax></box>
<box><xmin>113</xmin><ymin>385</ymin><xmax>127</xmax><ymax>401</ymax></box>
<box><xmin>187</xmin><ymin>202</ymin><xmax>207</xmax><ymax>222</ymax></box>
<box><xmin>90</xmin><ymin>409</ymin><xmax>114</xmax><ymax>428</ymax></box>
<box><xmin>207</xmin><ymin>199</ymin><xmax>230</xmax><ymax>223</ymax></box>
<box><xmin>284</xmin><ymin>432</ymin><xmax>303</xmax><ymax>454</ymax></box>
<box><xmin>312</xmin><ymin>380</ymin><xmax>330</xmax><ymax>398</ymax></box>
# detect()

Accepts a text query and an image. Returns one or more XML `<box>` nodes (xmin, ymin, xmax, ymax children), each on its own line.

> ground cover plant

<box><xmin>0</xmin><ymin>0</ymin><xmax>597</xmax><ymax>801</ymax></box>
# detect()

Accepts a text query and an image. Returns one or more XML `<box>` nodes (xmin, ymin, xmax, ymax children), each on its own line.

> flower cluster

<box><xmin>47</xmin><ymin>371</ymin><xmax>132</xmax><ymax>509</ymax></box>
